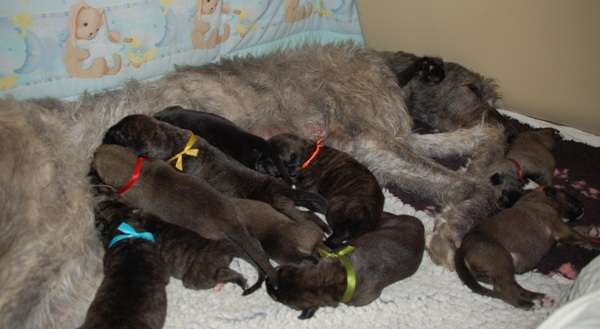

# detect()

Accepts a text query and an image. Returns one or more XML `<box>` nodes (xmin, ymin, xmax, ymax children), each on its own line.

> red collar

<box><xmin>301</xmin><ymin>138</ymin><xmax>324</xmax><ymax>170</ymax></box>
<box><xmin>507</xmin><ymin>158</ymin><xmax>524</xmax><ymax>182</ymax></box>
<box><xmin>117</xmin><ymin>157</ymin><xmax>145</xmax><ymax>195</ymax></box>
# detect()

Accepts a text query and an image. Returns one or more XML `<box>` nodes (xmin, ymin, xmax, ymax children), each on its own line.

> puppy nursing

<box><xmin>268</xmin><ymin>133</ymin><xmax>384</xmax><ymax>247</ymax></box>
<box><xmin>455</xmin><ymin>187</ymin><xmax>594</xmax><ymax>309</ymax></box>
<box><xmin>79</xmin><ymin>202</ymin><xmax>168</xmax><ymax>329</ymax></box>
<box><xmin>92</xmin><ymin>144</ymin><xmax>279</xmax><ymax>290</ymax></box>
<box><xmin>102</xmin><ymin>114</ymin><xmax>328</xmax><ymax>231</ymax></box>
<box><xmin>489</xmin><ymin>128</ymin><xmax>558</xmax><ymax>207</ymax></box>
<box><xmin>266</xmin><ymin>213</ymin><xmax>425</xmax><ymax>319</ymax></box>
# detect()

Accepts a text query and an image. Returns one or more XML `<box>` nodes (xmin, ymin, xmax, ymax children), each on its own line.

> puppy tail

<box><xmin>287</xmin><ymin>189</ymin><xmax>328</xmax><ymax>214</ymax></box>
<box><xmin>227</xmin><ymin>233</ymin><xmax>279</xmax><ymax>293</ymax></box>
<box><xmin>454</xmin><ymin>246</ymin><xmax>498</xmax><ymax>298</ymax></box>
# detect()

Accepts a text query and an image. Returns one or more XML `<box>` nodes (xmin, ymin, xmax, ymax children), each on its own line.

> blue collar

<box><xmin>108</xmin><ymin>222</ymin><xmax>155</xmax><ymax>249</ymax></box>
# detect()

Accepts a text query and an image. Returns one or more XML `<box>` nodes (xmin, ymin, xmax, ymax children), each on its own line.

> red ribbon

<box><xmin>117</xmin><ymin>157</ymin><xmax>145</xmax><ymax>195</ymax></box>
<box><xmin>507</xmin><ymin>158</ymin><xmax>524</xmax><ymax>182</ymax></box>
<box><xmin>301</xmin><ymin>138</ymin><xmax>324</xmax><ymax>170</ymax></box>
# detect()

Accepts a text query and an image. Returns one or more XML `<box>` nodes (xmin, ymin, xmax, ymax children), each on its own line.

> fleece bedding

<box><xmin>0</xmin><ymin>0</ymin><xmax>363</xmax><ymax>100</ymax></box>
<box><xmin>157</xmin><ymin>110</ymin><xmax>599</xmax><ymax>329</ymax></box>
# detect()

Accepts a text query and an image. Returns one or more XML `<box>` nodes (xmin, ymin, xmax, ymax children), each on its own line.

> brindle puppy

<box><xmin>268</xmin><ymin>133</ymin><xmax>384</xmax><ymax>247</ymax></box>
<box><xmin>266</xmin><ymin>212</ymin><xmax>425</xmax><ymax>319</ymax></box>
<box><xmin>154</xmin><ymin>106</ymin><xmax>290</xmax><ymax>181</ymax></box>
<box><xmin>454</xmin><ymin>187</ymin><xmax>596</xmax><ymax>309</ymax></box>
<box><xmin>102</xmin><ymin>114</ymin><xmax>329</xmax><ymax>233</ymax></box>
<box><xmin>93</xmin><ymin>195</ymin><xmax>250</xmax><ymax>292</ymax></box>
<box><xmin>92</xmin><ymin>144</ymin><xmax>279</xmax><ymax>290</ymax></box>
<box><xmin>78</xmin><ymin>206</ymin><xmax>168</xmax><ymax>329</ymax></box>
<box><xmin>394</xmin><ymin>56</ymin><xmax>445</xmax><ymax>87</ymax></box>
<box><xmin>488</xmin><ymin>128</ymin><xmax>558</xmax><ymax>207</ymax></box>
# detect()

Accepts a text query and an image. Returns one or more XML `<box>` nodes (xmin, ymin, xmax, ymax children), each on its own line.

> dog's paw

<box><xmin>557</xmin><ymin>263</ymin><xmax>578</xmax><ymax>280</ymax></box>
<box><xmin>426</xmin><ymin>228</ymin><xmax>457</xmax><ymax>271</ymax></box>
<box><xmin>416</xmin><ymin>57</ymin><xmax>445</xmax><ymax>84</ymax></box>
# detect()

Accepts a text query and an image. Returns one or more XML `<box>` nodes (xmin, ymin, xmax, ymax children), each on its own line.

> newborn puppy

<box><xmin>268</xmin><ymin>133</ymin><xmax>384</xmax><ymax>247</ymax></box>
<box><xmin>395</xmin><ymin>56</ymin><xmax>445</xmax><ymax>87</ymax></box>
<box><xmin>488</xmin><ymin>128</ymin><xmax>558</xmax><ymax>207</ymax></box>
<box><xmin>266</xmin><ymin>213</ymin><xmax>425</xmax><ymax>319</ymax></box>
<box><xmin>92</xmin><ymin>144</ymin><xmax>278</xmax><ymax>290</ymax></box>
<box><xmin>154</xmin><ymin>106</ymin><xmax>290</xmax><ymax>180</ymax></box>
<box><xmin>102</xmin><ymin>114</ymin><xmax>329</xmax><ymax>232</ymax></box>
<box><xmin>233</xmin><ymin>197</ymin><xmax>325</xmax><ymax>264</ymax></box>
<box><xmin>93</xmin><ymin>195</ymin><xmax>250</xmax><ymax>292</ymax></box>
<box><xmin>79</xmin><ymin>206</ymin><xmax>168</xmax><ymax>329</ymax></box>
<box><xmin>455</xmin><ymin>187</ymin><xmax>596</xmax><ymax>309</ymax></box>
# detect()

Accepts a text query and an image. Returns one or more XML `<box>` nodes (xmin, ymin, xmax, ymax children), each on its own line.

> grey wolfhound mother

<box><xmin>0</xmin><ymin>43</ymin><xmax>503</xmax><ymax>328</ymax></box>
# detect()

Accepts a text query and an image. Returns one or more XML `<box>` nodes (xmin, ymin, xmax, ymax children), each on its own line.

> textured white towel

<box><xmin>163</xmin><ymin>189</ymin><xmax>569</xmax><ymax>329</ymax></box>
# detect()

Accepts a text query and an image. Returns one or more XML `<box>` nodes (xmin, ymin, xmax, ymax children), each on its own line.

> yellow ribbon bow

<box><xmin>319</xmin><ymin>245</ymin><xmax>356</xmax><ymax>304</ymax></box>
<box><xmin>168</xmin><ymin>134</ymin><xmax>199</xmax><ymax>171</ymax></box>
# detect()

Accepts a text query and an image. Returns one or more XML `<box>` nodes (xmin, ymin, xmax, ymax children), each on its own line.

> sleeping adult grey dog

<box><xmin>0</xmin><ymin>43</ymin><xmax>504</xmax><ymax>328</ymax></box>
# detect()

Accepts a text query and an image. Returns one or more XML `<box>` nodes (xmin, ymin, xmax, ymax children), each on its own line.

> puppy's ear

<box><xmin>490</xmin><ymin>173</ymin><xmax>503</xmax><ymax>186</ymax></box>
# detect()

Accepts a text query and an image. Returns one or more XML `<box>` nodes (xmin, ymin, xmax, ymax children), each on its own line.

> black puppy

<box><xmin>102</xmin><ymin>114</ymin><xmax>329</xmax><ymax>232</ymax></box>
<box><xmin>266</xmin><ymin>213</ymin><xmax>425</xmax><ymax>319</ymax></box>
<box><xmin>268</xmin><ymin>133</ymin><xmax>383</xmax><ymax>247</ymax></box>
<box><xmin>154</xmin><ymin>105</ymin><xmax>290</xmax><ymax>181</ymax></box>
<box><xmin>455</xmin><ymin>187</ymin><xmax>598</xmax><ymax>309</ymax></box>
<box><xmin>93</xmin><ymin>194</ymin><xmax>251</xmax><ymax>293</ymax></box>
<box><xmin>79</xmin><ymin>205</ymin><xmax>169</xmax><ymax>329</ymax></box>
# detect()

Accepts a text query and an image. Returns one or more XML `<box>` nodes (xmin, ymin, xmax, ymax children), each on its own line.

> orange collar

<box><xmin>507</xmin><ymin>158</ymin><xmax>524</xmax><ymax>182</ymax></box>
<box><xmin>117</xmin><ymin>157</ymin><xmax>145</xmax><ymax>195</ymax></box>
<box><xmin>301</xmin><ymin>138</ymin><xmax>324</xmax><ymax>170</ymax></box>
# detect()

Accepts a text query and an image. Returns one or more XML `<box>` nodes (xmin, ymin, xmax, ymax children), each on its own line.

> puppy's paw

<box><xmin>416</xmin><ymin>57</ymin><xmax>445</xmax><ymax>84</ymax></box>
<box><xmin>557</xmin><ymin>263</ymin><xmax>578</xmax><ymax>280</ymax></box>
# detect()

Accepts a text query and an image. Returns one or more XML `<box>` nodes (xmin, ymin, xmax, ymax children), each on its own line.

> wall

<box><xmin>357</xmin><ymin>0</ymin><xmax>600</xmax><ymax>134</ymax></box>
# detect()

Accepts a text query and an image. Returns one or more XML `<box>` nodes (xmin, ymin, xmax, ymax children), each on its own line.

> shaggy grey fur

<box><xmin>0</xmin><ymin>43</ymin><xmax>503</xmax><ymax>328</ymax></box>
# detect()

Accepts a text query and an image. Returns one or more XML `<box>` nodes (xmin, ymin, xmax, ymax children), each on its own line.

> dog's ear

<box><xmin>544</xmin><ymin>186</ymin><xmax>557</xmax><ymax>198</ymax></box>
<box><xmin>490</xmin><ymin>173</ymin><xmax>503</xmax><ymax>186</ymax></box>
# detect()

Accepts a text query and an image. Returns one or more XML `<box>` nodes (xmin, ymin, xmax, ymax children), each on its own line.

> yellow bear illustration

<box><xmin>192</xmin><ymin>0</ymin><xmax>231</xmax><ymax>49</ymax></box>
<box><xmin>63</xmin><ymin>1</ymin><xmax>126</xmax><ymax>78</ymax></box>
<box><xmin>285</xmin><ymin>0</ymin><xmax>313</xmax><ymax>23</ymax></box>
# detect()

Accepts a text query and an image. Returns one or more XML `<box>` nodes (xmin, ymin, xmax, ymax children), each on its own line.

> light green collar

<box><xmin>319</xmin><ymin>245</ymin><xmax>356</xmax><ymax>304</ymax></box>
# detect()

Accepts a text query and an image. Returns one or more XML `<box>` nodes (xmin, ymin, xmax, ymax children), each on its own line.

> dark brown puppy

<box><xmin>488</xmin><ymin>128</ymin><xmax>558</xmax><ymax>208</ymax></box>
<box><xmin>266</xmin><ymin>213</ymin><xmax>425</xmax><ymax>319</ymax></box>
<box><xmin>93</xmin><ymin>195</ymin><xmax>249</xmax><ymax>292</ymax></box>
<box><xmin>102</xmin><ymin>114</ymin><xmax>329</xmax><ymax>233</ymax></box>
<box><xmin>79</xmin><ymin>206</ymin><xmax>168</xmax><ymax>329</ymax></box>
<box><xmin>454</xmin><ymin>187</ymin><xmax>596</xmax><ymax>309</ymax></box>
<box><xmin>92</xmin><ymin>144</ymin><xmax>278</xmax><ymax>290</ymax></box>
<box><xmin>394</xmin><ymin>56</ymin><xmax>445</xmax><ymax>87</ymax></box>
<box><xmin>233</xmin><ymin>197</ymin><xmax>325</xmax><ymax>264</ymax></box>
<box><xmin>268</xmin><ymin>133</ymin><xmax>384</xmax><ymax>247</ymax></box>
<box><xmin>153</xmin><ymin>106</ymin><xmax>291</xmax><ymax>181</ymax></box>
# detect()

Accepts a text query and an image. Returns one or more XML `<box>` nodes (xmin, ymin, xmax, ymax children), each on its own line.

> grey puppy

<box><xmin>102</xmin><ymin>114</ymin><xmax>330</xmax><ymax>233</ymax></box>
<box><xmin>454</xmin><ymin>187</ymin><xmax>596</xmax><ymax>309</ymax></box>
<box><xmin>79</xmin><ymin>204</ymin><xmax>168</xmax><ymax>329</ymax></box>
<box><xmin>91</xmin><ymin>144</ymin><xmax>279</xmax><ymax>290</ymax></box>
<box><xmin>266</xmin><ymin>212</ymin><xmax>425</xmax><ymax>319</ymax></box>
<box><xmin>92</xmin><ymin>193</ymin><xmax>249</xmax><ymax>292</ymax></box>
<box><xmin>268</xmin><ymin>133</ymin><xmax>384</xmax><ymax>247</ymax></box>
